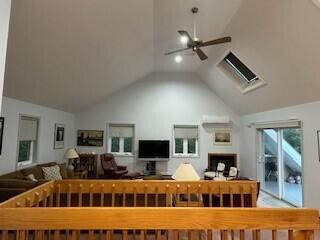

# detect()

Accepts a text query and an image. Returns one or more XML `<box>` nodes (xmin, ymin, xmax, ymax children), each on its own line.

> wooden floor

<box><xmin>257</xmin><ymin>191</ymin><xmax>295</xmax><ymax>208</ymax></box>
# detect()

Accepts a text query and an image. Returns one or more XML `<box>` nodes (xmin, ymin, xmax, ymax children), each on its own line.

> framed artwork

<box><xmin>0</xmin><ymin>117</ymin><xmax>4</xmax><ymax>155</ymax></box>
<box><xmin>77</xmin><ymin>130</ymin><xmax>104</xmax><ymax>147</ymax></box>
<box><xmin>213</xmin><ymin>129</ymin><xmax>232</xmax><ymax>145</ymax></box>
<box><xmin>54</xmin><ymin>123</ymin><xmax>65</xmax><ymax>149</ymax></box>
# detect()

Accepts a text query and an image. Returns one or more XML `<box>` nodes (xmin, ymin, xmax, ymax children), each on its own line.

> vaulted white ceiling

<box><xmin>3</xmin><ymin>0</ymin><xmax>242</xmax><ymax>112</ymax></box>
<box><xmin>4</xmin><ymin>0</ymin><xmax>320</xmax><ymax>115</ymax></box>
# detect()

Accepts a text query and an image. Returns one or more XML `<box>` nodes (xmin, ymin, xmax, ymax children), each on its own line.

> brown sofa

<box><xmin>0</xmin><ymin>162</ymin><xmax>74</xmax><ymax>202</ymax></box>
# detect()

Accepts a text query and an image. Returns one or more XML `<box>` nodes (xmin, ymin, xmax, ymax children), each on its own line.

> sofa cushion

<box><xmin>0</xmin><ymin>179</ymin><xmax>37</xmax><ymax>189</ymax></box>
<box><xmin>0</xmin><ymin>171</ymin><xmax>24</xmax><ymax>180</ymax></box>
<box><xmin>42</xmin><ymin>165</ymin><xmax>62</xmax><ymax>180</ymax></box>
<box><xmin>21</xmin><ymin>166</ymin><xmax>43</xmax><ymax>180</ymax></box>
<box><xmin>21</xmin><ymin>162</ymin><xmax>57</xmax><ymax>180</ymax></box>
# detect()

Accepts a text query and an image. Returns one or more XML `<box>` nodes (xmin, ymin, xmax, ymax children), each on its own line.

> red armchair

<box><xmin>100</xmin><ymin>153</ymin><xmax>128</xmax><ymax>179</ymax></box>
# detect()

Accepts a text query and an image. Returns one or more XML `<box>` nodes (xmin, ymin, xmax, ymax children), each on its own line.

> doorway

<box><xmin>258</xmin><ymin>127</ymin><xmax>303</xmax><ymax>207</ymax></box>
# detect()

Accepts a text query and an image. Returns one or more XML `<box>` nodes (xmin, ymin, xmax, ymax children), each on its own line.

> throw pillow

<box><xmin>42</xmin><ymin>165</ymin><xmax>62</xmax><ymax>180</ymax></box>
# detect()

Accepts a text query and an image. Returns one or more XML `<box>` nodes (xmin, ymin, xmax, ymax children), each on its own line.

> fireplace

<box><xmin>207</xmin><ymin>153</ymin><xmax>237</xmax><ymax>176</ymax></box>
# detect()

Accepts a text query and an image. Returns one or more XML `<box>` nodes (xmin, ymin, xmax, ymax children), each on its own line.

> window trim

<box><xmin>16</xmin><ymin>114</ymin><xmax>40</xmax><ymax>169</ymax></box>
<box><xmin>107</xmin><ymin>123</ymin><xmax>135</xmax><ymax>157</ymax></box>
<box><xmin>172</xmin><ymin>125</ymin><xmax>200</xmax><ymax>158</ymax></box>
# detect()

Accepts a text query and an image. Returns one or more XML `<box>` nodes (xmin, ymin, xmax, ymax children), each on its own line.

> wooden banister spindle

<box><xmin>122</xmin><ymin>230</ymin><xmax>128</xmax><ymax>240</ymax></box>
<box><xmin>288</xmin><ymin>230</ymin><xmax>293</xmax><ymax>240</ymax></box>
<box><xmin>78</xmin><ymin>184</ymin><xmax>83</xmax><ymax>207</ymax></box>
<box><xmin>89</xmin><ymin>184</ymin><xmax>94</xmax><ymax>206</ymax></box>
<box><xmin>43</xmin><ymin>189</ymin><xmax>48</xmax><ymax>207</ymax></box>
<box><xmin>67</xmin><ymin>184</ymin><xmax>72</xmax><ymax>207</ymax></box>
<box><xmin>133</xmin><ymin>185</ymin><xmax>137</xmax><ymax>207</ymax></box>
<box><xmin>197</xmin><ymin>184</ymin><xmax>202</xmax><ymax>207</ymax></box>
<box><xmin>240</xmin><ymin>186</ymin><xmax>244</xmax><ymax>207</ymax></box>
<box><xmin>144</xmin><ymin>184</ymin><xmax>148</xmax><ymax>207</ymax></box>
<box><xmin>111</xmin><ymin>184</ymin><xmax>115</xmax><ymax>207</ymax></box>
<box><xmin>49</xmin><ymin>185</ymin><xmax>54</xmax><ymax>207</ymax></box>
<box><xmin>209</xmin><ymin>187</ymin><xmax>213</xmax><ymax>207</ymax></box>
<box><xmin>240</xmin><ymin>230</ymin><xmax>245</xmax><ymax>240</ymax></box>
<box><xmin>219</xmin><ymin>186</ymin><xmax>223</xmax><ymax>207</ymax></box>
<box><xmin>54</xmin><ymin>230</ymin><xmax>60</xmax><ymax>240</ymax></box>
<box><xmin>88</xmin><ymin>230</ymin><xmax>94</xmax><ymax>240</ymax></box>
<box><xmin>207</xmin><ymin>230</ymin><xmax>212</xmax><ymax>240</ymax></box>
<box><xmin>100</xmin><ymin>184</ymin><xmax>105</xmax><ymax>207</ymax></box>
<box><xmin>187</xmin><ymin>184</ymin><xmax>191</xmax><ymax>207</ymax></box>
<box><xmin>155</xmin><ymin>185</ymin><xmax>159</xmax><ymax>207</ymax></box>
<box><xmin>56</xmin><ymin>184</ymin><xmax>61</xmax><ymax>207</ymax></box>
<box><xmin>35</xmin><ymin>192</ymin><xmax>40</xmax><ymax>207</ymax></box>
<box><xmin>165</xmin><ymin>184</ymin><xmax>170</xmax><ymax>207</ymax></box>
<box><xmin>230</xmin><ymin>186</ymin><xmax>234</xmax><ymax>207</ymax></box>
<box><xmin>122</xmin><ymin>186</ymin><xmax>126</xmax><ymax>207</ymax></box>
<box><xmin>272</xmin><ymin>230</ymin><xmax>277</xmax><ymax>240</ymax></box>
<box><xmin>176</xmin><ymin>184</ymin><xmax>180</xmax><ymax>203</ymax></box>
<box><xmin>251</xmin><ymin>184</ymin><xmax>257</xmax><ymax>207</ymax></box>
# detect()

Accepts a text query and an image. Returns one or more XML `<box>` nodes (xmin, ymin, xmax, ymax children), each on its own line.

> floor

<box><xmin>257</xmin><ymin>191</ymin><xmax>294</xmax><ymax>208</ymax></box>
<box><xmin>263</xmin><ymin>180</ymin><xmax>302</xmax><ymax>207</ymax></box>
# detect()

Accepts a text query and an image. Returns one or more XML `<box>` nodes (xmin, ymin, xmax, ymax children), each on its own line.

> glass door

<box><xmin>281</xmin><ymin>128</ymin><xmax>302</xmax><ymax>207</ymax></box>
<box><xmin>259</xmin><ymin>129</ymin><xmax>280</xmax><ymax>198</ymax></box>
<box><xmin>258</xmin><ymin>127</ymin><xmax>303</xmax><ymax>207</ymax></box>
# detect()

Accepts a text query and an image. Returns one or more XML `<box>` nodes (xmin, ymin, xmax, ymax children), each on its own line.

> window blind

<box><xmin>18</xmin><ymin>117</ymin><xmax>38</xmax><ymax>141</ymax></box>
<box><xmin>174</xmin><ymin>126</ymin><xmax>198</xmax><ymax>139</ymax></box>
<box><xmin>109</xmin><ymin>125</ymin><xmax>134</xmax><ymax>138</ymax></box>
<box><xmin>253</xmin><ymin>120</ymin><xmax>301</xmax><ymax>129</ymax></box>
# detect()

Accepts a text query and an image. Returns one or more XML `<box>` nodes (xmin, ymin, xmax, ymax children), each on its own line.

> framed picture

<box><xmin>77</xmin><ymin>130</ymin><xmax>104</xmax><ymax>147</ymax></box>
<box><xmin>213</xmin><ymin>129</ymin><xmax>232</xmax><ymax>145</ymax></box>
<box><xmin>54</xmin><ymin>124</ymin><xmax>65</xmax><ymax>149</ymax></box>
<box><xmin>0</xmin><ymin>117</ymin><xmax>4</xmax><ymax>155</ymax></box>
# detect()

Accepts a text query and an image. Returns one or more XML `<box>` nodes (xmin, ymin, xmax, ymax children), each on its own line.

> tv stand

<box><xmin>144</xmin><ymin>161</ymin><xmax>157</xmax><ymax>175</ymax></box>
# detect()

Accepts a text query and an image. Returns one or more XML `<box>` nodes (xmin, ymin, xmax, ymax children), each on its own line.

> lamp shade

<box><xmin>172</xmin><ymin>163</ymin><xmax>200</xmax><ymax>181</ymax></box>
<box><xmin>64</xmin><ymin>148</ymin><xmax>79</xmax><ymax>159</ymax></box>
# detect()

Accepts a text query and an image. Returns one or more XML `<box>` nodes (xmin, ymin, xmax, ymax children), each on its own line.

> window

<box><xmin>219</xmin><ymin>51</ymin><xmax>266</xmax><ymax>94</ymax></box>
<box><xmin>17</xmin><ymin>116</ymin><xmax>38</xmax><ymax>166</ymax></box>
<box><xmin>224</xmin><ymin>52</ymin><xmax>258</xmax><ymax>84</ymax></box>
<box><xmin>173</xmin><ymin>126</ymin><xmax>199</xmax><ymax>157</ymax></box>
<box><xmin>108</xmin><ymin>124</ymin><xmax>134</xmax><ymax>155</ymax></box>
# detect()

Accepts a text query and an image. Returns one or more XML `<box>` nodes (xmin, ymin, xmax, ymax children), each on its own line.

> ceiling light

<box><xmin>180</xmin><ymin>35</ymin><xmax>188</xmax><ymax>44</ymax></box>
<box><xmin>175</xmin><ymin>55</ymin><xmax>183</xmax><ymax>63</ymax></box>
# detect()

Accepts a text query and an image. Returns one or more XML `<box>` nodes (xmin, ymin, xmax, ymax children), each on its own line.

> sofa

<box><xmin>0</xmin><ymin>162</ymin><xmax>74</xmax><ymax>202</ymax></box>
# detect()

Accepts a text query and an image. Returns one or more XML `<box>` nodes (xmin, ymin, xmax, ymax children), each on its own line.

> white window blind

<box><xmin>174</xmin><ymin>126</ymin><xmax>198</xmax><ymax>139</ymax></box>
<box><xmin>109</xmin><ymin>125</ymin><xmax>133</xmax><ymax>138</ymax></box>
<box><xmin>253</xmin><ymin>120</ymin><xmax>301</xmax><ymax>129</ymax></box>
<box><xmin>18</xmin><ymin>117</ymin><xmax>38</xmax><ymax>141</ymax></box>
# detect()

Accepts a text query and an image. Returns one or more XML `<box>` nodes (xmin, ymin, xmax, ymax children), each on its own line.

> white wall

<box><xmin>0</xmin><ymin>97</ymin><xmax>75</xmax><ymax>174</ymax></box>
<box><xmin>0</xmin><ymin>0</ymin><xmax>11</xmax><ymax>112</ymax></box>
<box><xmin>75</xmin><ymin>72</ymin><xmax>240</xmax><ymax>176</ymax></box>
<box><xmin>240</xmin><ymin>101</ymin><xmax>320</xmax><ymax>209</ymax></box>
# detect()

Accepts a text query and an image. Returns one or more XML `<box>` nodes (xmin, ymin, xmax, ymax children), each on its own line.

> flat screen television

<box><xmin>138</xmin><ymin>140</ymin><xmax>169</xmax><ymax>160</ymax></box>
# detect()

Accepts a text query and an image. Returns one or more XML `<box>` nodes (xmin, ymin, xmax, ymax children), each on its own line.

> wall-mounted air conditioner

<box><xmin>202</xmin><ymin>115</ymin><xmax>231</xmax><ymax>125</ymax></box>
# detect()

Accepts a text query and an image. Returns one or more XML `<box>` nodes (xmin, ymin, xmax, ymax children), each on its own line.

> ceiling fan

<box><xmin>164</xmin><ymin>7</ymin><xmax>232</xmax><ymax>61</ymax></box>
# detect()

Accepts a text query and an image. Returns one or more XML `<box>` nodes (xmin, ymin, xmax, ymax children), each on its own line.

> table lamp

<box><xmin>172</xmin><ymin>163</ymin><xmax>200</xmax><ymax>181</ymax></box>
<box><xmin>64</xmin><ymin>148</ymin><xmax>79</xmax><ymax>172</ymax></box>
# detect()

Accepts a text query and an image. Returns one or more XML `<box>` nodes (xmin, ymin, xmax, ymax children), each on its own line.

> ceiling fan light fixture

<box><xmin>180</xmin><ymin>35</ymin><xmax>189</xmax><ymax>44</ymax></box>
<box><xmin>174</xmin><ymin>55</ymin><xmax>183</xmax><ymax>63</ymax></box>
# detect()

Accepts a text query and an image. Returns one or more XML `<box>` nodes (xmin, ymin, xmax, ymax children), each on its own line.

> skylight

<box><xmin>218</xmin><ymin>51</ymin><xmax>266</xmax><ymax>94</ymax></box>
<box><xmin>224</xmin><ymin>52</ymin><xmax>258</xmax><ymax>84</ymax></box>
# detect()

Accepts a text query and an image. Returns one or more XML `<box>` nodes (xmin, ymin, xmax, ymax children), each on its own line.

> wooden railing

<box><xmin>0</xmin><ymin>180</ymin><xmax>318</xmax><ymax>239</ymax></box>
<box><xmin>0</xmin><ymin>207</ymin><xmax>318</xmax><ymax>240</ymax></box>
<box><xmin>0</xmin><ymin>180</ymin><xmax>258</xmax><ymax>208</ymax></box>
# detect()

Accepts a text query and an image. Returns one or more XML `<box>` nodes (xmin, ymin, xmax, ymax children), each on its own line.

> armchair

<box><xmin>100</xmin><ymin>153</ymin><xmax>128</xmax><ymax>179</ymax></box>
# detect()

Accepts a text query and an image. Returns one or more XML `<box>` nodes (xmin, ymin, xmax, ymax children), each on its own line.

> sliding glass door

<box><xmin>258</xmin><ymin>127</ymin><xmax>302</xmax><ymax>207</ymax></box>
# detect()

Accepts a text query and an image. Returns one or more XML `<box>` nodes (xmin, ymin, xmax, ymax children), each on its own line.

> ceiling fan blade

<box><xmin>201</xmin><ymin>36</ymin><xmax>232</xmax><ymax>47</ymax></box>
<box><xmin>195</xmin><ymin>48</ymin><xmax>208</xmax><ymax>61</ymax></box>
<box><xmin>164</xmin><ymin>47</ymin><xmax>191</xmax><ymax>55</ymax></box>
<box><xmin>178</xmin><ymin>30</ymin><xmax>195</xmax><ymax>44</ymax></box>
